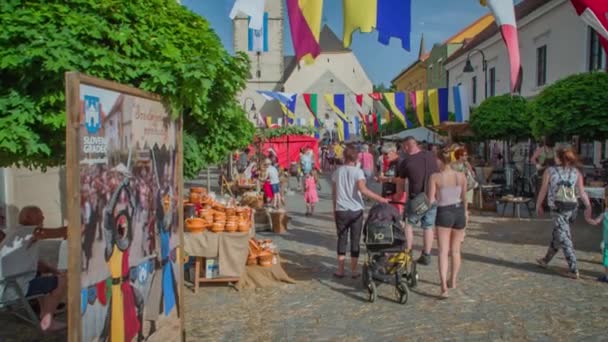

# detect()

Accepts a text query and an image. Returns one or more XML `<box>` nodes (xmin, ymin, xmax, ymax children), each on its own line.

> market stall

<box><xmin>251</xmin><ymin>133</ymin><xmax>320</xmax><ymax>170</ymax></box>
<box><xmin>183</xmin><ymin>187</ymin><xmax>293</xmax><ymax>291</ymax></box>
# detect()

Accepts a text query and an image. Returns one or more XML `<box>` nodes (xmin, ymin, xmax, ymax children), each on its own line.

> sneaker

<box><xmin>417</xmin><ymin>253</ymin><xmax>431</xmax><ymax>266</ymax></box>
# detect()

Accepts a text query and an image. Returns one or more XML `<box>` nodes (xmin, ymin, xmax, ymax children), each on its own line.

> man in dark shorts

<box><xmin>396</xmin><ymin>137</ymin><xmax>439</xmax><ymax>265</ymax></box>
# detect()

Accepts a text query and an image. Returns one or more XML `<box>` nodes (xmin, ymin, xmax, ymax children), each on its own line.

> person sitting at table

<box><xmin>531</xmin><ymin>136</ymin><xmax>556</xmax><ymax>175</ymax></box>
<box><xmin>0</xmin><ymin>206</ymin><xmax>68</xmax><ymax>331</ymax></box>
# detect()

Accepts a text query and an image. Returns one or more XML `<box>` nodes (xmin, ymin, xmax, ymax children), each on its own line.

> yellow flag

<box><xmin>335</xmin><ymin>118</ymin><xmax>345</xmax><ymax>142</ymax></box>
<box><xmin>415</xmin><ymin>90</ymin><xmax>425</xmax><ymax>126</ymax></box>
<box><xmin>300</xmin><ymin>0</ymin><xmax>324</xmax><ymax>64</ymax></box>
<box><xmin>343</xmin><ymin>0</ymin><xmax>378</xmax><ymax>47</ymax></box>
<box><xmin>427</xmin><ymin>89</ymin><xmax>440</xmax><ymax>126</ymax></box>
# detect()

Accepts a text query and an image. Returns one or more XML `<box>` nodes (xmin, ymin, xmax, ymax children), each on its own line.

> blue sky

<box><xmin>183</xmin><ymin>0</ymin><xmax>489</xmax><ymax>85</ymax></box>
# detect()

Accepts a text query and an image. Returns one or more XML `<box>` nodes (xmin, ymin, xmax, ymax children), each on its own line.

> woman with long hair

<box><xmin>428</xmin><ymin>149</ymin><xmax>468</xmax><ymax>298</ymax></box>
<box><xmin>536</xmin><ymin>148</ymin><xmax>592</xmax><ymax>279</ymax></box>
<box><xmin>451</xmin><ymin>147</ymin><xmax>477</xmax><ymax>205</ymax></box>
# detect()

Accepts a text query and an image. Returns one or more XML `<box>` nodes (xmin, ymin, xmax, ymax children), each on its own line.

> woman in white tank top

<box><xmin>427</xmin><ymin>149</ymin><xmax>468</xmax><ymax>299</ymax></box>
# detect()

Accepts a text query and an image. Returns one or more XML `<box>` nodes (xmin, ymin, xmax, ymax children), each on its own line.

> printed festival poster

<box><xmin>78</xmin><ymin>82</ymin><xmax>181</xmax><ymax>341</ymax></box>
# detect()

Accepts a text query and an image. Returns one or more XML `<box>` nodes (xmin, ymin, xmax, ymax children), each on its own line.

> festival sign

<box><xmin>65</xmin><ymin>73</ymin><xmax>184</xmax><ymax>342</ymax></box>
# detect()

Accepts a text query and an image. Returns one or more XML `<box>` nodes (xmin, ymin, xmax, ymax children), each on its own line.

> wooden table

<box><xmin>498</xmin><ymin>197</ymin><xmax>533</xmax><ymax>219</ymax></box>
<box><xmin>184</xmin><ymin>231</ymin><xmax>250</xmax><ymax>293</ymax></box>
<box><xmin>476</xmin><ymin>184</ymin><xmax>503</xmax><ymax>213</ymax></box>
<box><xmin>192</xmin><ymin>257</ymin><xmax>239</xmax><ymax>293</ymax></box>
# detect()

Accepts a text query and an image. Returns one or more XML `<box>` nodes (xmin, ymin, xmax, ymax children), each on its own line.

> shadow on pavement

<box><xmin>468</xmin><ymin>215</ymin><xmax>602</xmax><ymax>254</ymax></box>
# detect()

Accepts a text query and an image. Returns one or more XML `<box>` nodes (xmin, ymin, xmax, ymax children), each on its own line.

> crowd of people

<box><xmin>329</xmin><ymin>136</ymin><xmax>607</xmax><ymax>299</ymax></box>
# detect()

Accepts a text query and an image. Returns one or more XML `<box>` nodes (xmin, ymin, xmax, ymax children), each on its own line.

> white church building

<box><xmin>232</xmin><ymin>0</ymin><xmax>374</xmax><ymax>136</ymax></box>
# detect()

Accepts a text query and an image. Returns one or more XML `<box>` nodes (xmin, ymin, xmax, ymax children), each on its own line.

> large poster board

<box><xmin>65</xmin><ymin>73</ymin><xmax>183</xmax><ymax>342</ymax></box>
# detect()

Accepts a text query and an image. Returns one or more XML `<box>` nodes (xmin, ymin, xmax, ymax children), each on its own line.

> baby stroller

<box><xmin>362</xmin><ymin>202</ymin><xmax>418</xmax><ymax>304</ymax></box>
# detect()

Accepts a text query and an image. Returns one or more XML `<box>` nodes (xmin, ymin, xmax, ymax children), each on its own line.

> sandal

<box><xmin>562</xmin><ymin>271</ymin><xmax>580</xmax><ymax>279</ymax></box>
<box><xmin>333</xmin><ymin>272</ymin><xmax>345</xmax><ymax>279</ymax></box>
<box><xmin>536</xmin><ymin>258</ymin><xmax>548</xmax><ymax>269</ymax></box>
<box><xmin>351</xmin><ymin>272</ymin><xmax>361</xmax><ymax>279</ymax></box>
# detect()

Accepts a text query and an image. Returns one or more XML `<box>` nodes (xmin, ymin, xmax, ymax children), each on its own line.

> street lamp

<box><xmin>463</xmin><ymin>48</ymin><xmax>488</xmax><ymax>100</ymax></box>
<box><xmin>243</xmin><ymin>97</ymin><xmax>257</xmax><ymax>124</ymax></box>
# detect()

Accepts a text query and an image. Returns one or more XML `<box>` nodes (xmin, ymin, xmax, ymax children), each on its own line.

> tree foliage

<box><xmin>530</xmin><ymin>72</ymin><xmax>608</xmax><ymax>140</ymax></box>
<box><xmin>0</xmin><ymin>0</ymin><xmax>254</xmax><ymax>178</ymax></box>
<box><xmin>469</xmin><ymin>94</ymin><xmax>530</xmax><ymax>141</ymax></box>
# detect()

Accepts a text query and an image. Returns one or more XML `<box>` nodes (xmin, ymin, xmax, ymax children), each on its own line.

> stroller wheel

<box><xmin>362</xmin><ymin>264</ymin><xmax>376</xmax><ymax>303</ymax></box>
<box><xmin>406</xmin><ymin>262</ymin><xmax>419</xmax><ymax>288</ymax></box>
<box><xmin>396</xmin><ymin>281</ymin><xmax>409</xmax><ymax>304</ymax></box>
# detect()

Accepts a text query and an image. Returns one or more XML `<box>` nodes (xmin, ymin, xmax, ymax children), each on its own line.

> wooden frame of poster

<box><xmin>65</xmin><ymin>72</ymin><xmax>184</xmax><ymax>342</ymax></box>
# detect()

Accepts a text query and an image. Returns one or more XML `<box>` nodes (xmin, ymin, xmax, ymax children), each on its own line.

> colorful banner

<box><xmin>257</xmin><ymin>90</ymin><xmax>294</xmax><ymax>104</ymax></box>
<box><xmin>279</xmin><ymin>93</ymin><xmax>298</xmax><ymax>124</ymax></box>
<box><xmin>481</xmin><ymin>0</ymin><xmax>521</xmax><ymax>93</ymax></box>
<box><xmin>453</xmin><ymin>85</ymin><xmax>471</xmax><ymax>122</ymax></box>
<box><xmin>438</xmin><ymin>88</ymin><xmax>449</xmax><ymax>123</ymax></box>
<box><xmin>230</xmin><ymin>0</ymin><xmax>266</xmax><ymax>30</ymax></box>
<box><xmin>324</xmin><ymin>94</ymin><xmax>349</xmax><ymax>141</ymax></box>
<box><xmin>368</xmin><ymin>93</ymin><xmax>384</xmax><ymax>131</ymax></box>
<box><xmin>570</xmin><ymin>0</ymin><xmax>608</xmax><ymax>54</ymax></box>
<box><xmin>383</xmin><ymin>92</ymin><xmax>409</xmax><ymax>128</ymax></box>
<box><xmin>343</xmin><ymin>0</ymin><xmax>411</xmax><ymax>51</ymax></box>
<box><xmin>349</xmin><ymin>94</ymin><xmax>369</xmax><ymax>135</ymax></box>
<box><xmin>428</xmin><ymin>89</ymin><xmax>440</xmax><ymax>126</ymax></box>
<box><xmin>310</xmin><ymin>118</ymin><xmax>320</xmax><ymax>139</ymax></box>
<box><xmin>286</xmin><ymin>0</ymin><xmax>323</xmax><ymax>64</ymax></box>
<box><xmin>371</xmin><ymin>112</ymin><xmax>379</xmax><ymax>133</ymax></box>
<box><xmin>248</xmin><ymin>12</ymin><xmax>269</xmax><ymax>52</ymax></box>
<box><xmin>409</xmin><ymin>91</ymin><xmax>425</xmax><ymax>126</ymax></box>
<box><xmin>303</xmin><ymin>93</ymin><xmax>321</xmax><ymax>126</ymax></box>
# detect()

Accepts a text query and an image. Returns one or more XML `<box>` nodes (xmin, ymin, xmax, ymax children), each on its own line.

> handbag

<box><xmin>408</xmin><ymin>153</ymin><xmax>431</xmax><ymax>216</ymax></box>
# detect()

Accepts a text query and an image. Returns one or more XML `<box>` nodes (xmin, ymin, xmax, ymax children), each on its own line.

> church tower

<box><xmin>233</xmin><ymin>1</ymin><xmax>285</xmax><ymax>123</ymax></box>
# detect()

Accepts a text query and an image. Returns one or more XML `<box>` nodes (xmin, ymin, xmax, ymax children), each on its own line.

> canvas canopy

<box><xmin>382</xmin><ymin>127</ymin><xmax>441</xmax><ymax>143</ymax></box>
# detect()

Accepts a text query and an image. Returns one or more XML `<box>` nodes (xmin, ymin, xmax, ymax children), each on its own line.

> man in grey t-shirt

<box><xmin>332</xmin><ymin>146</ymin><xmax>388</xmax><ymax>278</ymax></box>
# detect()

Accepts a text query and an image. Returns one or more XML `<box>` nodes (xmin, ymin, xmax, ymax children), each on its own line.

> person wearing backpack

<box><xmin>535</xmin><ymin>148</ymin><xmax>592</xmax><ymax>279</ymax></box>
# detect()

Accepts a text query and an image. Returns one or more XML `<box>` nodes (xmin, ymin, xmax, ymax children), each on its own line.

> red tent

<box><xmin>251</xmin><ymin>134</ymin><xmax>320</xmax><ymax>170</ymax></box>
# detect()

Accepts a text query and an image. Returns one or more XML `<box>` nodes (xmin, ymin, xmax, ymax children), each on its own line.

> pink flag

<box><xmin>483</xmin><ymin>0</ymin><xmax>521</xmax><ymax>93</ymax></box>
<box><xmin>570</xmin><ymin>0</ymin><xmax>608</xmax><ymax>54</ymax></box>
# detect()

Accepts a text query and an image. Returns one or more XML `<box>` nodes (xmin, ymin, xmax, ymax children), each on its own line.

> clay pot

<box><xmin>237</xmin><ymin>220</ymin><xmax>250</xmax><ymax>233</ymax></box>
<box><xmin>224</xmin><ymin>222</ymin><xmax>238</xmax><ymax>233</ymax></box>
<box><xmin>211</xmin><ymin>222</ymin><xmax>225</xmax><ymax>233</ymax></box>
<box><xmin>258</xmin><ymin>250</ymin><xmax>273</xmax><ymax>267</ymax></box>
<box><xmin>185</xmin><ymin>218</ymin><xmax>206</xmax><ymax>233</ymax></box>
<box><xmin>189</xmin><ymin>192</ymin><xmax>201</xmax><ymax>204</ymax></box>
<box><xmin>246</xmin><ymin>255</ymin><xmax>258</xmax><ymax>266</ymax></box>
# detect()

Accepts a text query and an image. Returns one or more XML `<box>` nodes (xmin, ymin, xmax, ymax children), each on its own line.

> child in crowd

<box><xmin>303</xmin><ymin>171</ymin><xmax>318</xmax><ymax>216</ymax></box>
<box><xmin>586</xmin><ymin>193</ymin><xmax>608</xmax><ymax>283</ymax></box>
<box><xmin>313</xmin><ymin>168</ymin><xmax>321</xmax><ymax>191</ymax></box>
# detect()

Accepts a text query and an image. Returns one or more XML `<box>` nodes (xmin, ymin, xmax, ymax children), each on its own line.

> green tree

<box><xmin>530</xmin><ymin>72</ymin><xmax>608</xmax><ymax>140</ymax></box>
<box><xmin>0</xmin><ymin>0</ymin><xmax>253</xmax><ymax>178</ymax></box>
<box><xmin>469</xmin><ymin>94</ymin><xmax>530</xmax><ymax>141</ymax></box>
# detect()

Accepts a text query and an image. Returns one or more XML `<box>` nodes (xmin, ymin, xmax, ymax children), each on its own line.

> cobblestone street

<box><xmin>186</xmin><ymin>176</ymin><xmax>608</xmax><ymax>341</ymax></box>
